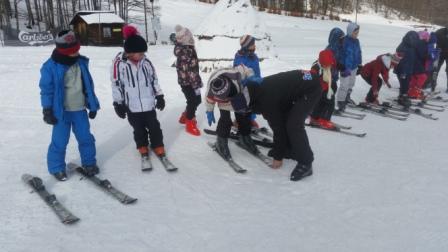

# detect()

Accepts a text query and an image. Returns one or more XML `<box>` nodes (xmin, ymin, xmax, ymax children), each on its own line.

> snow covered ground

<box><xmin>1</xmin><ymin>0</ymin><xmax>448</xmax><ymax>251</ymax></box>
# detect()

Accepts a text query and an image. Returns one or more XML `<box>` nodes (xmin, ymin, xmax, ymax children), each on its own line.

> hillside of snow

<box><xmin>1</xmin><ymin>0</ymin><xmax>448</xmax><ymax>251</ymax></box>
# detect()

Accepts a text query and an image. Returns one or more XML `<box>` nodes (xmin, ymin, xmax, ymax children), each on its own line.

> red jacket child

<box><xmin>360</xmin><ymin>53</ymin><xmax>401</xmax><ymax>103</ymax></box>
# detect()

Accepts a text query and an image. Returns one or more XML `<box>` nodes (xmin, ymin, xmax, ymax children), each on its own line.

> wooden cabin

<box><xmin>70</xmin><ymin>11</ymin><xmax>125</xmax><ymax>46</ymax></box>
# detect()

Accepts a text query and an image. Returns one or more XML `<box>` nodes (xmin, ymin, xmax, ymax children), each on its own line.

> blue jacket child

<box><xmin>233</xmin><ymin>35</ymin><xmax>261</xmax><ymax>78</ymax></box>
<box><xmin>343</xmin><ymin>22</ymin><xmax>362</xmax><ymax>74</ymax></box>
<box><xmin>233</xmin><ymin>35</ymin><xmax>262</xmax><ymax>126</ymax></box>
<box><xmin>39</xmin><ymin>30</ymin><xmax>100</xmax><ymax>181</ymax></box>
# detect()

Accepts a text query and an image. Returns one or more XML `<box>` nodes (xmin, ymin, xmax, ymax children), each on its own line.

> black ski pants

<box><xmin>127</xmin><ymin>110</ymin><xmax>164</xmax><ymax>149</ymax></box>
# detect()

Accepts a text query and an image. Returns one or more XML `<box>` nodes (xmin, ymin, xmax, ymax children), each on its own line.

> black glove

<box><xmin>88</xmin><ymin>111</ymin><xmax>97</xmax><ymax>119</ymax></box>
<box><xmin>155</xmin><ymin>95</ymin><xmax>165</xmax><ymax>111</ymax></box>
<box><xmin>169</xmin><ymin>33</ymin><xmax>176</xmax><ymax>43</ymax></box>
<box><xmin>356</xmin><ymin>65</ymin><xmax>363</xmax><ymax>75</ymax></box>
<box><xmin>337</xmin><ymin>63</ymin><xmax>345</xmax><ymax>72</ymax></box>
<box><xmin>43</xmin><ymin>108</ymin><xmax>57</xmax><ymax>125</ymax></box>
<box><xmin>113</xmin><ymin>102</ymin><xmax>127</xmax><ymax>119</ymax></box>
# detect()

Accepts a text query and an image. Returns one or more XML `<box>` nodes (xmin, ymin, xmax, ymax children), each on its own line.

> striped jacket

<box><xmin>111</xmin><ymin>52</ymin><xmax>163</xmax><ymax>113</ymax></box>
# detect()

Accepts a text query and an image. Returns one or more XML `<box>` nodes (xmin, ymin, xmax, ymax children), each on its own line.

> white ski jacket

<box><xmin>111</xmin><ymin>52</ymin><xmax>163</xmax><ymax>113</ymax></box>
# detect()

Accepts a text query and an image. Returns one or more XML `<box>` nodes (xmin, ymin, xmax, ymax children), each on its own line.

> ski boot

<box><xmin>337</xmin><ymin>101</ymin><xmax>347</xmax><ymax>112</ymax></box>
<box><xmin>83</xmin><ymin>164</ymin><xmax>99</xmax><ymax>177</ymax></box>
<box><xmin>290</xmin><ymin>163</ymin><xmax>313</xmax><ymax>181</ymax></box>
<box><xmin>53</xmin><ymin>171</ymin><xmax>67</xmax><ymax>181</ymax></box>
<box><xmin>397</xmin><ymin>94</ymin><xmax>411</xmax><ymax>109</ymax></box>
<box><xmin>346</xmin><ymin>89</ymin><xmax>356</xmax><ymax>105</ymax></box>
<box><xmin>178</xmin><ymin>111</ymin><xmax>187</xmax><ymax>124</ymax></box>
<box><xmin>185</xmin><ymin>118</ymin><xmax>201</xmax><ymax>136</ymax></box>
<box><xmin>309</xmin><ymin>117</ymin><xmax>320</xmax><ymax>127</ymax></box>
<box><xmin>238</xmin><ymin>135</ymin><xmax>260</xmax><ymax>155</ymax></box>
<box><xmin>216</xmin><ymin>136</ymin><xmax>231</xmax><ymax>160</ymax></box>
<box><xmin>318</xmin><ymin>118</ymin><xmax>336</xmax><ymax>130</ymax></box>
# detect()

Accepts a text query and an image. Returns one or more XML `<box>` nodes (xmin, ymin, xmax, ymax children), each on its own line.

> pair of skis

<box><xmin>204</xmin><ymin>129</ymin><xmax>273</xmax><ymax>173</ymax></box>
<box><xmin>305</xmin><ymin>122</ymin><xmax>367</xmax><ymax>138</ymax></box>
<box><xmin>22</xmin><ymin>163</ymin><xmax>138</xmax><ymax>225</ymax></box>
<box><xmin>347</xmin><ymin>103</ymin><xmax>409</xmax><ymax>121</ymax></box>
<box><xmin>333</xmin><ymin>109</ymin><xmax>366</xmax><ymax>120</ymax></box>
<box><xmin>141</xmin><ymin>153</ymin><xmax>178</xmax><ymax>172</ymax></box>
<box><xmin>384</xmin><ymin>99</ymin><xmax>439</xmax><ymax>120</ymax></box>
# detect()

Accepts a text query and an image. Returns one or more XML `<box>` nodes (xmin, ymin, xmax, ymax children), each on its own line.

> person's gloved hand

<box><xmin>88</xmin><ymin>111</ymin><xmax>97</xmax><ymax>119</ymax></box>
<box><xmin>206</xmin><ymin>111</ymin><xmax>215</xmax><ymax>126</ymax></box>
<box><xmin>356</xmin><ymin>65</ymin><xmax>363</xmax><ymax>75</ymax></box>
<box><xmin>113</xmin><ymin>102</ymin><xmax>127</xmax><ymax>119</ymax></box>
<box><xmin>43</xmin><ymin>108</ymin><xmax>57</xmax><ymax>125</ymax></box>
<box><xmin>341</xmin><ymin>68</ymin><xmax>351</xmax><ymax>77</ymax></box>
<box><xmin>155</xmin><ymin>95</ymin><xmax>165</xmax><ymax>111</ymax></box>
<box><xmin>169</xmin><ymin>33</ymin><xmax>176</xmax><ymax>44</ymax></box>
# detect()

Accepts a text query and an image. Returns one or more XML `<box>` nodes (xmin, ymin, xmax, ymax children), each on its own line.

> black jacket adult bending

<box><xmin>248</xmin><ymin>70</ymin><xmax>322</xmax><ymax>164</ymax></box>
<box><xmin>435</xmin><ymin>28</ymin><xmax>448</xmax><ymax>58</ymax></box>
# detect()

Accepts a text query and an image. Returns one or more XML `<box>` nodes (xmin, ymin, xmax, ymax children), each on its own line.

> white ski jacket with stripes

<box><xmin>111</xmin><ymin>52</ymin><xmax>163</xmax><ymax>113</ymax></box>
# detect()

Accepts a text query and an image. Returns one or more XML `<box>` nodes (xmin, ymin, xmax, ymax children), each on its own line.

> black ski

<box><xmin>207</xmin><ymin>142</ymin><xmax>247</xmax><ymax>173</ymax></box>
<box><xmin>234</xmin><ymin>141</ymin><xmax>272</xmax><ymax>167</ymax></box>
<box><xmin>253</xmin><ymin>127</ymin><xmax>273</xmax><ymax>138</ymax></box>
<box><xmin>333</xmin><ymin>110</ymin><xmax>366</xmax><ymax>120</ymax></box>
<box><xmin>386</xmin><ymin>100</ymin><xmax>439</xmax><ymax>120</ymax></box>
<box><xmin>69</xmin><ymin>163</ymin><xmax>137</xmax><ymax>204</ymax></box>
<box><xmin>306</xmin><ymin>124</ymin><xmax>367</xmax><ymax>137</ymax></box>
<box><xmin>347</xmin><ymin>103</ymin><xmax>408</xmax><ymax>121</ymax></box>
<box><xmin>204</xmin><ymin>128</ymin><xmax>274</xmax><ymax>148</ymax></box>
<box><xmin>156</xmin><ymin>155</ymin><xmax>178</xmax><ymax>172</ymax></box>
<box><xmin>22</xmin><ymin>174</ymin><xmax>80</xmax><ymax>224</ymax></box>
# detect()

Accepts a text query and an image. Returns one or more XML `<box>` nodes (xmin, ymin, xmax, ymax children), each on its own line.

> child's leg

<box><xmin>127</xmin><ymin>112</ymin><xmax>150</xmax><ymax>150</ymax></box>
<box><xmin>235</xmin><ymin>112</ymin><xmax>251</xmax><ymax>136</ymax></box>
<box><xmin>346</xmin><ymin>69</ymin><xmax>358</xmax><ymax>101</ymax></box>
<box><xmin>143</xmin><ymin>110</ymin><xmax>164</xmax><ymax>150</ymax></box>
<box><xmin>216</xmin><ymin>110</ymin><xmax>232</xmax><ymax>138</ymax></box>
<box><xmin>47</xmin><ymin>112</ymin><xmax>71</xmax><ymax>174</ymax></box>
<box><xmin>71</xmin><ymin>110</ymin><xmax>96</xmax><ymax>167</ymax></box>
<box><xmin>181</xmin><ymin>86</ymin><xmax>201</xmax><ymax>120</ymax></box>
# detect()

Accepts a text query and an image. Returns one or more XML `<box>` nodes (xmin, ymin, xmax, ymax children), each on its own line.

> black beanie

<box><xmin>124</xmin><ymin>35</ymin><xmax>147</xmax><ymax>53</ymax></box>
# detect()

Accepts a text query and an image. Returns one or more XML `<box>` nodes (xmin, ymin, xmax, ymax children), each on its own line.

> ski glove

<box><xmin>206</xmin><ymin>111</ymin><xmax>215</xmax><ymax>126</ymax></box>
<box><xmin>113</xmin><ymin>102</ymin><xmax>127</xmax><ymax>119</ymax></box>
<box><xmin>341</xmin><ymin>68</ymin><xmax>351</xmax><ymax>77</ymax></box>
<box><xmin>88</xmin><ymin>111</ymin><xmax>97</xmax><ymax>119</ymax></box>
<box><xmin>356</xmin><ymin>65</ymin><xmax>363</xmax><ymax>75</ymax></box>
<box><xmin>155</xmin><ymin>95</ymin><xmax>165</xmax><ymax>111</ymax></box>
<box><xmin>42</xmin><ymin>108</ymin><xmax>57</xmax><ymax>125</ymax></box>
<box><xmin>169</xmin><ymin>33</ymin><xmax>176</xmax><ymax>43</ymax></box>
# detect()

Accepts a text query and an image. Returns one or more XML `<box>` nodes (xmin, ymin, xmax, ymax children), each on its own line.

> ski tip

<box><xmin>63</xmin><ymin>217</ymin><xmax>80</xmax><ymax>224</ymax></box>
<box><xmin>21</xmin><ymin>173</ymin><xmax>34</xmax><ymax>182</ymax></box>
<box><xmin>122</xmin><ymin>198</ymin><xmax>138</xmax><ymax>205</ymax></box>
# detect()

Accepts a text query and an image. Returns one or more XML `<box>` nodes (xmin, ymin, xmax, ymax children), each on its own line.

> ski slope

<box><xmin>1</xmin><ymin>0</ymin><xmax>448</xmax><ymax>251</ymax></box>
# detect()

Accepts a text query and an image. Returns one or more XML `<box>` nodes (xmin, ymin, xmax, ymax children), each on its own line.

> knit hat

<box><xmin>175</xmin><ymin>25</ymin><xmax>195</xmax><ymax>46</ymax></box>
<box><xmin>55</xmin><ymin>30</ymin><xmax>80</xmax><ymax>56</ymax></box>
<box><xmin>318</xmin><ymin>49</ymin><xmax>336</xmax><ymax>68</ymax></box>
<box><xmin>240</xmin><ymin>35</ymin><xmax>255</xmax><ymax>50</ymax></box>
<box><xmin>210</xmin><ymin>76</ymin><xmax>235</xmax><ymax>100</ymax></box>
<box><xmin>123</xmin><ymin>25</ymin><xmax>147</xmax><ymax>53</ymax></box>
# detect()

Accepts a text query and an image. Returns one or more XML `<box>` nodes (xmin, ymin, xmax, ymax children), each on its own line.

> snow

<box><xmin>1</xmin><ymin>0</ymin><xmax>448</xmax><ymax>251</ymax></box>
<box><xmin>193</xmin><ymin>0</ymin><xmax>275</xmax><ymax>69</ymax></box>
<box><xmin>78</xmin><ymin>13</ymin><xmax>125</xmax><ymax>25</ymax></box>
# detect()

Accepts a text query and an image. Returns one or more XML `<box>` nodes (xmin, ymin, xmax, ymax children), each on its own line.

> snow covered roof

<box><xmin>76</xmin><ymin>13</ymin><xmax>125</xmax><ymax>25</ymax></box>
